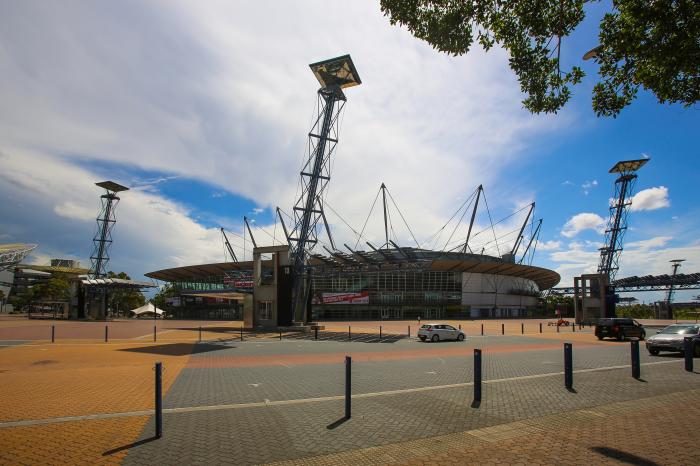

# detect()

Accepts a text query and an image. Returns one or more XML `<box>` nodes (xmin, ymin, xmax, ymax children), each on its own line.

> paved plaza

<box><xmin>0</xmin><ymin>317</ymin><xmax>698</xmax><ymax>465</ymax></box>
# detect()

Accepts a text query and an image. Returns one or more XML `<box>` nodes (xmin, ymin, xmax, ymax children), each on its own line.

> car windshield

<box><xmin>659</xmin><ymin>325</ymin><xmax>699</xmax><ymax>335</ymax></box>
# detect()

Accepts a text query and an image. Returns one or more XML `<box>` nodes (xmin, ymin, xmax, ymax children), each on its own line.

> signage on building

<box><xmin>314</xmin><ymin>291</ymin><xmax>369</xmax><ymax>305</ymax></box>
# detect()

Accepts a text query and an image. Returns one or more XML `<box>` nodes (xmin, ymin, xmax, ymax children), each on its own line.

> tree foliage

<box><xmin>380</xmin><ymin>0</ymin><xmax>699</xmax><ymax>116</ymax></box>
<box><xmin>151</xmin><ymin>283</ymin><xmax>179</xmax><ymax>311</ymax></box>
<box><xmin>106</xmin><ymin>271</ymin><xmax>146</xmax><ymax>315</ymax></box>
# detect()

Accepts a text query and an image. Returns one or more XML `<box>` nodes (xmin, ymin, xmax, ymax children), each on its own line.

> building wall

<box><xmin>462</xmin><ymin>272</ymin><xmax>539</xmax><ymax>317</ymax></box>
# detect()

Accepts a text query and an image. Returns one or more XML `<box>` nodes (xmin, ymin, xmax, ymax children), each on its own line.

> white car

<box><xmin>417</xmin><ymin>323</ymin><xmax>465</xmax><ymax>342</ymax></box>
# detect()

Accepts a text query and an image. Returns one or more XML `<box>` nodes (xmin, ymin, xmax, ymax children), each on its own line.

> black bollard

<box><xmin>155</xmin><ymin>362</ymin><xmax>163</xmax><ymax>438</ymax></box>
<box><xmin>315</xmin><ymin>327</ymin><xmax>318</xmax><ymax>340</ymax></box>
<box><xmin>153</xmin><ymin>325</ymin><xmax>157</xmax><ymax>342</ymax></box>
<box><xmin>564</xmin><ymin>343</ymin><xmax>573</xmax><ymax>390</ymax></box>
<box><xmin>51</xmin><ymin>325</ymin><xmax>55</xmax><ymax>343</ymax></box>
<box><xmin>240</xmin><ymin>326</ymin><xmax>243</xmax><ymax>341</ymax></box>
<box><xmin>408</xmin><ymin>325</ymin><xmax>411</xmax><ymax>338</ymax></box>
<box><xmin>481</xmin><ymin>324</ymin><xmax>484</xmax><ymax>336</ymax></box>
<box><xmin>345</xmin><ymin>356</ymin><xmax>352</xmax><ymax>419</ymax></box>
<box><xmin>572</xmin><ymin>322</ymin><xmax>576</xmax><ymax>332</ymax></box>
<box><xmin>199</xmin><ymin>326</ymin><xmax>202</xmax><ymax>342</ymax></box>
<box><xmin>279</xmin><ymin>329</ymin><xmax>282</xmax><ymax>341</ymax></box>
<box><xmin>631</xmin><ymin>340</ymin><xmax>640</xmax><ymax>379</ymax></box>
<box><xmin>501</xmin><ymin>323</ymin><xmax>504</xmax><ymax>335</ymax></box>
<box><xmin>473</xmin><ymin>349</ymin><xmax>482</xmax><ymax>404</ymax></box>
<box><xmin>539</xmin><ymin>322</ymin><xmax>542</xmax><ymax>333</ymax></box>
<box><xmin>105</xmin><ymin>326</ymin><xmax>108</xmax><ymax>343</ymax></box>
<box><xmin>459</xmin><ymin>324</ymin><xmax>462</xmax><ymax>330</ymax></box>
<box><xmin>379</xmin><ymin>326</ymin><xmax>382</xmax><ymax>340</ymax></box>
<box><xmin>521</xmin><ymin>323</ymin><xmax>524</xmax><ymax>335</ymax></box>
<box><xmin>557</xmin><ymin>323</ymin><xmax>560</xmax><ymax>333</ymax></box>
<box><xmin>348</xmin><ymin>326</ymin><xmax>351</xmax><ymax>341</ymax></box>
<box><xmin>684</xmin><ymin>337</ymin><xmax>694</xmax><ymax>372</ymax></box>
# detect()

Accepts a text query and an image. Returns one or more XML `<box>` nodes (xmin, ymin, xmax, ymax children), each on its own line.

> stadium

<box><xmin>146</xmin><ymin>248</ymin><xmax>559</xmax><ymax>322</ymax></box>
<box><xmin>145</xmin><ymin>55</ymin><xmax>560</xmax><ymax>324</ymax></box>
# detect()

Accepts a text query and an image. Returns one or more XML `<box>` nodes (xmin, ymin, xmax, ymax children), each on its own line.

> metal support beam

<box><xmin>519</xmin><ymin>219</ymin><xmax>542</xmax><ymax>264</ymax></box>
<box><xmin>381</xmin><ymin>183</ymin><xmax>389</xmax><ymax>249</ymax></box>
<box><xmin>462</xmin><ymin>185</ymin><xmax>482</xmax><ymax>254</ymax></box>
<box><xmin>244</xmin><ymin>216</ymin><xmax>257</xmax><ymax>249</ymax></box>
<box><xmin>320</xmin><ymin>202</ymin><xmax>336</xmax><ymax>251</ymax></box>
<box><xmin>276</xmin><ymin>207</ymin><xmax>291</xmax><ymax>248</ymax></box>
<box><xmin>221</xmin><ymin>228</ymin><xmax>238</xmax><ymax>262</ymax></box>
<box><xmin>511</xmin><ymin>202</ymin><xmax>535</xmax><ymax>256</ymax></box>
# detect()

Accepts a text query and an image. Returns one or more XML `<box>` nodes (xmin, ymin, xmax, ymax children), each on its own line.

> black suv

<box><xmin>595</xmin><ymin>318</ymin><xmax>646</xmax><ymax>341</ymax></box>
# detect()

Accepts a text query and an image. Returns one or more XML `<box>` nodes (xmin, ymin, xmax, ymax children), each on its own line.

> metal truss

<box><xmin>548</xmin><ymin>272</ymin><xmax>700</xmax><ymax>295</ymax></box>
<box><xmin>286</xmin><ymin>85</ymin><xmax>347</xmax><ymax>322</ymax></box>
<box><xmin>89</xmin><ymin>182</ymin><xmax>128</xmax><ymax>279</ymax></box>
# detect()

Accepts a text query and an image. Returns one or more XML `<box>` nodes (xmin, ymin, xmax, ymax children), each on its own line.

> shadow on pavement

<box><xmin>590</xmin><ymin>446</ymin><xmax>661</xmax><ymax>466</ymax></box>
<box><xmin>326</xmin><ymin>417</ymin><xmax>349</xmax><ymax>430</ymax></box>
<box><xmin>119</xmin><ymin>343</ymin><xmax>231</xmax><ymax>356</ymax></box>
<box><xmin>284</xmin><ymin>331</ymin><xmax>406</xmax><ymax>344</ymax></box>
<box><xmin>103</xmin><ymin>436</ymin><xmax>159</xmax><ymax>456</ymax></box>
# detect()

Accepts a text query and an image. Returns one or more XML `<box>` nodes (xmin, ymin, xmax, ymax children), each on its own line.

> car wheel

<box><xmin>597</xmin><ymin>335</ymin><xmax>604</xmax><ymax>340</ymax></box>
<box><xmin>617</xmin><ymin>332</ymin><xmax>625</xmax><ymax>341</ymax></box>
<box><xmin>648</xmin><ymin>348</ymin><xmax>659</xmax><ymax>356</ymax></box>
<box><xmin>431</xmin><ymin>334</ymin><xmax>439</xmax><ymax>343</ymax></box>
<box><xmin>457</xmin><ymin>334</ymin><xmax>465</xmax><ymax>341</ymax></box>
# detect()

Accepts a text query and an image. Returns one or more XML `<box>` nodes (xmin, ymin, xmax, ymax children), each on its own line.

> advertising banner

<box><xmin>314</xmin><ymin>291</ymin><xmax>369</xmax><ymax>305</ymax></box>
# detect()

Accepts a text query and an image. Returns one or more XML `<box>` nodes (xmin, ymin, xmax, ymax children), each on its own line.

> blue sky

<box><xmin>0</xmin><ymin>1</ymin><xmax>698</xmax><ymax>302</ymax></box>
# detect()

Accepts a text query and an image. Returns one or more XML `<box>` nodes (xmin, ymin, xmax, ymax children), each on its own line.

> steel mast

<box><xmin>285</xmin><ymin>55</ymin><xmax>361</xmax><ymax>323</ymax></box>
<box><xmin>89</xmin><ymin>181</ymin><xmax>129</xmax><ymax>279</ymax></box>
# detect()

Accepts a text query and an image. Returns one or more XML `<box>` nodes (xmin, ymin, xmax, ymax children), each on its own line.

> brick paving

<box><xmin>1</xmin><ymin>318</ymin><xmax>698</xmax><ymax>465</ymax></box>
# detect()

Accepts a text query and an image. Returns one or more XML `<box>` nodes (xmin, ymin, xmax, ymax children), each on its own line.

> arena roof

<box><xmin>146</xmin><ymin>249</ymin><xmax>560</xmax><ymax>290</ymax></box>
<box><xmin>0</xmin><ymin>243</ymin><xmax>37</xmax><ymax>270</ymax></box>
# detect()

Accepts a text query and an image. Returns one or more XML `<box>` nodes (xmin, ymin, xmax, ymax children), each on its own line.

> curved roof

<box><xmin>146</xmin><ymin>249</ymin><xmax>560</xmax><ymax>290</ymax></box>
<box><xmin>0</xmin><ymin>243</ymin><xmax>37</xmax><ymax>270</ymax></box>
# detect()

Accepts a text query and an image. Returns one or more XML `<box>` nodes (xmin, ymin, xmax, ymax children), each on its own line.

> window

<box><xmin>258</xmin><ymin>301</ymin><xmax>272</xmax><ymax>320</ymax></box>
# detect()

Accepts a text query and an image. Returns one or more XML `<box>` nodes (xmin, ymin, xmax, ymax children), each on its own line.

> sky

<box><xmin>1</xmin><ymin>1</ymin><xmax>698</xmax><ymax>302</ymax></box>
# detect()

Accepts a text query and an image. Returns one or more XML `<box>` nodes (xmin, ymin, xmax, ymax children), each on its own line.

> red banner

<box><xmin>314</xmin><ymin>291</ymin><xmax>369</xmax><ymax>305</ymax></box>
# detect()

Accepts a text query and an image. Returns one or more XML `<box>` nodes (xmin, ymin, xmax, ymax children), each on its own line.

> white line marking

<box><xmin>0</xmin><ymin>360</ymin><xmax>683</xmax><ymax>429</ymax></box>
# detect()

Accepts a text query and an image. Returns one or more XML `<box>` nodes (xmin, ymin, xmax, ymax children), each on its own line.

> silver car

<box><xmin>645</xmin><ymin>324</ymin><xmax>700</xmax><ymax>356</ymax></box>
<box><xmin>417</xmin><ymin>323</ymin><xmax>465</xmax><ymax>342</ymax></box>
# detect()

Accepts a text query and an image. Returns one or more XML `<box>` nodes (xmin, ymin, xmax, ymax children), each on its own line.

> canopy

<box><xmin>130</xmin><ymin>302</ymin><xmax>164</xmax><ymax>317</ymax></box>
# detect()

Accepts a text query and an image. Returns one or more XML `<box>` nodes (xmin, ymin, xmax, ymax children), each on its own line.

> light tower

<box><xmin>597</xmin><ymin>159</ymin><xmax>648</xmax><ymax>281</ymax></box>
<box><xmin>89</xmin><ymin>181</ymin><xmax>129</xmax><ymax>279</ymax></box>
<box><xmin>285</xmin><ymin>55</ymin><xmax>361</xmax><ymax>323</ymax></box>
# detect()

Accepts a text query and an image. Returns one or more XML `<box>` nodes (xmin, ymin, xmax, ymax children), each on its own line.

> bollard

<box><xmin>315</xmin><ymin>327</ymin><xmax>318</xmax><ymax>340</ymax></box>
<box><xmin>51</xmin><ymin>325</ymin><xmax>55</xmax><ymax>343</ymax></box>
<box><xmin>631</xmin><ymin>340</ymin><xmax>640</xmax><ymax>379</ymax></box>
<box><xmin>564</xmin><ymin>343</ymin><xmax>573</xmax><ymax>390</ymax></box>
<box><xmin>521</xmin><ymin>323</ymin><xmax>524</xmax><ymax>335</ymax></box>
<box><xmin>501</xmin><ymin>323</ymin><xmax>504</xmax><ymax>335</ymax></box>
<box><xmin>153</xmin><ymin>325</ymin><xmax>157</xmax><ymax>342</ymax></box>
<box><xmin>379</xmin><ymin>325</ymin><xmax>382</xmax><ymax>340</ymax></box>
<box><xmin>459</xmin><ymin>324</ymin><xmax>462</xmax><ymax>330</ymax></box>
<box><xmin>240</xmin><ymin>326</ymin><xmax>243</xmax><ymax>341</ymax></box>
<box><xmin>539</xmin><ymin>322</ymin><xmax>542</xmax><ymax>333</ymax></box>
<box><xmin>473</xmin><ymin>349</ymin><xmax>482</xmax><ymax>404</ymax></box>
<box><xmin>684</xmin><ymin>337</ymin><xmax>694</xmax><ymax>372</ymax></box>
<box><xmin>408</xmin><ymin>325</ymin><xmax>411</xmax><ymax>338</ymax></box>
<box><xmin>572</xmin><ymin>322</ymin><xmax>576</xmax><ymax>333</ymax></box>
<box><xmin>345</xmin><ymin>356</ymin><xmax>352</xmax><ymax>419</ymax></box>
<box><xmin>155</xmin><ymin>362</ymin><xmax>163</xmax><ymax>438</ymax></box>
<box><xmin>279</xmin><ymin>329</ymin><xmax>282</xmax><ymax>341</ymax></box>
<box><xmin>199</xmin><ymin>326</ymin><xmax>202</xmax><ymax>342</ymax></box>
<box><xmin>105</xmin><ymin>326</ymin><xmax>108</xmax><ymax>343</ymax></box>
<box><xmin>481</xmin><ymin>324</ymin><xmax>484</xmax><ymax>336</ymax></box>
<box><xmin>348</xmin><ymin>326</ymin><xmax>351</xmax><ymax>341</ymax></box>
<box><xmin>557</xmin><ymin>323</ymin><xmax>560</xmax><ymax>333</ymax></box>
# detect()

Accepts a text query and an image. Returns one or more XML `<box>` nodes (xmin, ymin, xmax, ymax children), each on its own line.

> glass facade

<box><xmin>311</xmin><ymin>269</ymin><xmax>467</xmax><ymax>320</ymax></box>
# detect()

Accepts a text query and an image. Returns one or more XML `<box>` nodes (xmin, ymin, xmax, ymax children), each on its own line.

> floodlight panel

<box><xmin>309</xmin><ymin>54</ymin><xmax>361</xmax><ymax>89</ymax></box>
<box><xmin>95</xmin><ymin>181</ymin><xmax>129</xmax><ymax>192</ymax></box>
<box><xmin>609</xmin><ymin>159</ymin><xmax>649</xmax><ymax>174</ymax></box>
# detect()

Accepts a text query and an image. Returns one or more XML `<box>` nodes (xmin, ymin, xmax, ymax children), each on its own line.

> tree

<box><xmin>31</xmin><ymin>276</ymin><xmax>70</xmax><ymax>302</ymax></box>
<box><xmin>106</xmin><ymin>271</ymin><xmax>146</xmax><ymax>316</ymax></box>
<box><xmin>151</xmin><ymin>283</ymin><xmax>178</xmax><ymax>311</ymax></box>
<box><xmin>380</xmin><ymin>1</ymin><xmax>699</xmax><ymax>117</ymax></box>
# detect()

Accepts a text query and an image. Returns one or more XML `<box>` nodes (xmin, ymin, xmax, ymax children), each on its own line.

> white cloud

<box><xmin>630</xmin><ymin>186</ymin><xmax>670</xmax><ymax>211</ymax></box>
<box><xmin>561</xmin><ymin>213</ymin><xmax>606</xmax><ymax>238</ymax></box>
<box><xmin>626</xmin><ymin>236</ymin><xmax>672</xmax><ymax>251</ymax></box>
<box><xmin>581</xmin><ymin>179</ymin><xmax>598</xmax><ymax>195</ymax></box>
<box><xmin>537</xmin><ymin>240</ymin><xmax>561</xmax><ymax>251</ymax></box>
<box><xmin>252</xmin><ymin>208</ymin><xmax>264</xmax><ymax>215</ymax></box>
